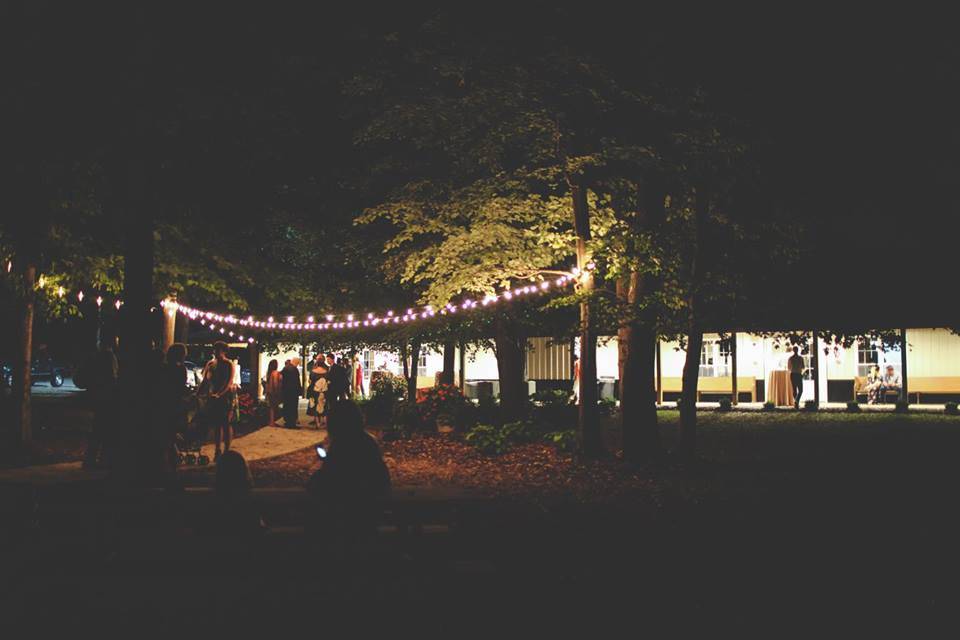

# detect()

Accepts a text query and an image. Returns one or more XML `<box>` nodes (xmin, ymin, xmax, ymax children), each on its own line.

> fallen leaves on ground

<box><xmin>249</xmin><ymin>432</ymin><xmax>661</xmax><ymax>502</ymax></box>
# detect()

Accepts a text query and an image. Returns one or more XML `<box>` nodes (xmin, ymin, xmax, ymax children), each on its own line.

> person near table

<box><xmin>877</xmin><ymin>364</ymin><xmax>902</xmax><ymax>403</ymax></box>
<box><xmin>787</xmin><ymin>346</ymin><xmax>805</xmax><ymax>409</ymax></box>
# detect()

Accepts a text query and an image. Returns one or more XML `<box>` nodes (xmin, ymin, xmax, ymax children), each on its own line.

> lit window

<box><xmin>699</xmin><ymin>339</ymin><xmax>732</xmax><ymax>377</ymax></box>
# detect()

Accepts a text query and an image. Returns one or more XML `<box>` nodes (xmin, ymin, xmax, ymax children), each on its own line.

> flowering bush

<box><xmin>371</xmin><ymin>371</ymin><xmax>407</xmax><ymax>400</ymax></box>
<box><xmin>417</xmin><ymin>383</ymin><xmax>468</xmax><ymax>426</ymax></box>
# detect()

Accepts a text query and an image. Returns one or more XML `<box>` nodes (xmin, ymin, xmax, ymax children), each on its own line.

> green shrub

<box><xmin>531</xmin><ymin>389</ymin><xmax>571</xmax><ymax>405</ymax></box>
<box><xmin>543</xmin><ymin>429</ymin><xmax>577</xmax><ymax>453</ymax></box>
<box><xmin>803</xmin><ymin>400</ymin><xmax>819</xmax><ymax>411</ymax></box>
<box><xmin>417</xmin><ymin>383</ymin><xmax>468</xmax><ymax>428</ymax></box>
<box><xmin>946</xmin><ymin>402</ymin><xmax>959</xmax><ymax>415</ymax></box>
<box><xmin>598</xmin><ymin>398</ymin><xmax>618</xmax><ymax>417</ymax></box>
<box><xmin>476</xmin><ymin>395</ymin><xmax>501</xmax><ymax>425</ymax></box>
<box><xmin>762</xmin><ymin>401</ymin><xmax>776</xmax><ymax>411</ymax></box>
<box><xmin>371</xmin><ymin>371</ymin><xmax>407</xmax><ymax>400</ymax></box>
<box><xmin>846</xmin><ymin>401</ymin><xmax>861</xmax><ymax>413</ymax></box>
<box><xmin>530</xmin><ymin>393</ymin><xmax>575</xmax><ymax>431</ymax></box>
<box><xmin>361</xmin><ymin>394</ymin><xmax>395</xmax><ymax>427</ymax></box>
<box><xmin>501</xmin><ymin>420</ymin><xmax>540</xmax><ymax>444</ymax></box>
<box><xmin>392</xmin><ymin>399</ymin><xmax>425</xmax><ymax>432</ymax></box>
<box><xmin>895</xmin><ymin>399</ymin><xmax>910</xmax><ymax>413</ymax></box>
<box><xmin>718</xmin><ymin>398</ymin><xmax>733</xmax><ymax>412</ymax></box>
<box><xmin>464</xmin><ymin>424</ymin><xmax>510</xmax><ymax>455</ymax></box>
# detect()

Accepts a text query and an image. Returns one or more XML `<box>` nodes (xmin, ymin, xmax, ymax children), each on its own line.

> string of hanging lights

<box><xmin>163</xmin><ymin>272</ymin><xmax>579</xmax><ymax>336</ymax></box>
<box><xmin>11</xmin><ymin>261</ymin><xmax>588</xmax><ymax>343</ymax></box>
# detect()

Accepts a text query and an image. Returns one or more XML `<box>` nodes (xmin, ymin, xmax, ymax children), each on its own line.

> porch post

<box><xmin>655</xmin><ymin>338</ymin><xmax>663</xmax><ymax>405</ymax></box>
<box><xmin>900</xmin><ymin>327</ymin><xmax>909</xmax><ymax>403</ymax></box>
<box><xmin>161</xmin><ymin>293</ymin><xmax>177</xmax><ymax>352</ymax></box>
<box><xmin>300</xmin><ymin>343</ymin><xmax>308</xmax><ymax>398</ymax></box>
<box><xmin>249</xmin><ymin>344</ymin><xmax>261</xmax><ymax>399</ymax></box>
<box><xmin>458</xmin><ymin>340</ymin><xmax>466</xmax><ymax>393</ymax></box>
<box><xmin>730</xmin><ymin>332</ymin><xmax>739</xmax><ymax>405</ymax></box>
<box><xmin>812</xmin><ymin>330</ymin><xmax>820</xmax><ymax>407</ymax></box>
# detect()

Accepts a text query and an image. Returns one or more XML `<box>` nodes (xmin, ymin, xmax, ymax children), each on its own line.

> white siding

<box><xmin>526</xmin><ymin>337</ymin><xmax>572</xmax><ymax>380</ymax></box>
<box><xmin>906</xmin><ymin>328</ymin><xmax>960</xmax><ymax>377</ymax></box>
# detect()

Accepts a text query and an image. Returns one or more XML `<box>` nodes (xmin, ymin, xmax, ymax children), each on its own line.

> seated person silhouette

<box><xmin>306</xmin><ymin>400</ymin><xmax>390</xmax><ymax>545</ymax></box>
<box><xmin>198</xmin><ymin>450</ymin><xmax>265</xmax><ymax>539</ymax></box>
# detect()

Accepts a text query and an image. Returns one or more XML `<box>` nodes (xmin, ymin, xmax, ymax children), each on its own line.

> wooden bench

<box><xmin>854</xmin><ymin>376</ymin><xmax>960</xmax><ymax>404</ymax></box>
<box><xmin>658</xmin><ymin>376</ymin><xmax>756</xmax><ymax>402</ymax></box>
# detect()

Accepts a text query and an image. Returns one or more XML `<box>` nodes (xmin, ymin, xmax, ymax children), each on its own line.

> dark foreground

<box><xmin>3</xmin><ymin>413</ymin><xmax>960</xmax><ymax>636</ymax></box>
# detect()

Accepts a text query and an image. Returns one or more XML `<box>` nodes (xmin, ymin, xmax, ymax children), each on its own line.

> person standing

<box><xmin>571</xmin><ymin>354</ymin><xmax>581</xmax><ymax>405</ymax></box>
<box><xmin>160</xmin><ymin>343</ymin><xmax>189</xmax><ymax>468</ymax></box>
<box><xmin>264</xmin><ymin>359</ymin><xmax>282</xmax><ymax>427</ymax></box>
<box><xmin>326</xmin><ymin>353</ymin><xmax>349</xmax><ymax>402</ymax></box>
<box><xmin>787</xmin><ymin>346</ymin><xmax>805</xmax><ymax>409</ymax></box>
<box><xmin>281</xmin><ymin>357</ymin><xmax>303</xmax><ymax>428</ymax></box>
<box><xmin>307</xmin><ymin>354</ymin><xmax>329</xmax><ymax>429</ymax></box>
<box><xmin>206</xmin><ymin>341</ymin><xmax>236</xmax><ymax>461</ymax></box>
<box><xmin>83</xmin><ymin>346</ymin><xmax>118</xmax><ymax>469</ymax></box>
<box><xmin>353</xmin><ymin>354</ymin><xmax>365</xmax><ymax>399</ymax></box>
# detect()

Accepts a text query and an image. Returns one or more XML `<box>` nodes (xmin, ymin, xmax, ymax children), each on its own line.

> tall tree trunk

<box><xmin>406</xmin><ymin>338</ymin><xmax>421</xmax><ymax>402</ymax></box>
<box><xmin>677</xmin><ymin>185</ymin><xmax>709</xmax><ymax>461</ymax></box>
<box><xmin>494</xmin><ymin>314</ymin><xmax>526</xmax><ymax>422</ymax></box>
<box><xmin>116</xmin><ymin>207</ymin><xmax>156</xmax><ymax>481</ymax></box>
<box><xmin>678</xmin><ymin>328</ymin><xmax>703</xmax><ymax>460</ymax></box>
<box><xmin>440</xmin><ymin>340</ymin><xmax>455</xmax><ymax>385</ymax></box>
<box><xmin>12</xmin><ymin>261</ymin><xmax>36</xmax><ymax>445</ymax></box>
<box><xmin>571</xmin><ymin>181</ymin><xmax>602</xmax><ymax>456</ymax></box>
<box><xmin>620</xmin><ymin>270</ymin><xmax>661</xmax><ymax>464</ymax></box>
<box><xmin>620</xmin><ymin>177</ymin><xmax>669</xmax><ymax>464</ymax></box>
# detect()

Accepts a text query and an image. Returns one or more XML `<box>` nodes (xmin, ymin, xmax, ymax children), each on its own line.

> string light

<box><xmin>166</xmin><ymin>273</ymin><xmax>575</xmax><ymax>336</ymax></box>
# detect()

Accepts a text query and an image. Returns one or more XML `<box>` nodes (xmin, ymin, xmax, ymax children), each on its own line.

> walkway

<box><xmin>0</xmin><ymin>425</ymin><xmax>323</xmax><ymax>486</ymax></box>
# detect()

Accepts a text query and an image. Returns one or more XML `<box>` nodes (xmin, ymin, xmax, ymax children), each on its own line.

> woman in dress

<box><xmin>307</xmin><ymin>354</ymin><xmax>329</xmax><ymax>429</ymax></box>
<box><xmin>265</xmin><ymin>359</ymin><xmax>282</xmax><ymax>427</ymax></box>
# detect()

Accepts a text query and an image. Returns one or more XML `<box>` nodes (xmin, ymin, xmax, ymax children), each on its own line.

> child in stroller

<box><xmin>176</xmin><ymin>395</ymin><xmax>211</xmax><ymax>466</ymax></box>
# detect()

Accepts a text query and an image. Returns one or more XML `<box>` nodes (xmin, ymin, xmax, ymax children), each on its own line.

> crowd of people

<box><xmin>265</xmin><ymin>351</ymin><xmax>362</xmax><ymax>430</ymax></box>
<box><xmin>81</xmin><ymin>339</ymin><xmax>390</xmax><ymax>542</ymax></box>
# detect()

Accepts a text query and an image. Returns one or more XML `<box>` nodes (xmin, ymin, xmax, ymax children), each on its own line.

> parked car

<box><xmin>184</xmin><ymin>360</ymin><xmax>204</xmax><ymax>389</ymax></box>
<box><xmin>1</xmin><ymin>357</ymin><xmax>66</xmax><ymax>388</ymax></box>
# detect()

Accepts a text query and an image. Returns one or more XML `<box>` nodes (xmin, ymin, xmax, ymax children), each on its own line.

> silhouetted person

<box><xmin>787</xmin><ymin>346</ymin><xmax>805</xmax><ymax>409</ymax></box>
<box><xmin>198</xmin><ymin>450</ymin><xmax>265</xmax><ymax>538</ymax></box>
<box><xmin>326</xmin><ymin>352</ymin><xmax>349</xmax><ymax>401</ymax></box>
<box><xmin>83</xmin><ymin>346</ymin><xmax>118</xmax><ymax>469</ymax></box>
<box><xmin>159</xmin><ymin>343</ymin><xmax>189</xmax><ymax>468</ymax></box>
<box><xmin>204</xmin><ymin>341</ymin><xmax>235</xmax><ymax>461</ymax></box>
<box><xmin>281</xmin><ymin>357</ymin><xmax>302</xmax><ymax>428</ymax></box>
<box><xmin>307</xmin><ymin>400</ymin><xmax>390</xmax><ymax>545</ymax></box>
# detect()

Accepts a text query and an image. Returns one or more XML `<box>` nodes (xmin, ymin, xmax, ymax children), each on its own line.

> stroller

<box><xmin>175</xmin><ymin>394</ymin><xmax>211</xmax><ymax>466</ymax></box>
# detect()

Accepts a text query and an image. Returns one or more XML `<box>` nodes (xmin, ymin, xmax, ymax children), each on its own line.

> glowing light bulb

<box><xmin>326</xmin><ymin>314</ymin><xmax>334</xmax><ymax>322</ymax></box>
<box><xmin>78</xmin><ymin>291</ymin><xmax>84</xmax><ymax>303</ymax></box>
<box><xmin>287</xmin><ymin>316</ymin><xmax>294</xmax><ymax>323</ymax></box>
<box><xmin>268</xmin><ymin>316</ymin><xmax>274</xmax><ymax>323</ymax></box>
<box><xmin>6</xmin><ymin>261</ymin><xmax>11</xmax><ymax>273</ymax></box>
<box><xmin>96</xmin><ymin>296</ymin><xmax>103</xmax><ymax>308</ymax></box>
<box><xmin>307</xmin><ymin>316</ymin><xmax>314</xmax><ymax>323</ymax></box>
<box><xmin>57</xmin><ymin>286</ymin><xmax>65</xmax><ymax>297</ymax></box>
<box><xmin>347</xmin><ymin>314</ymin><xmax>354</xmax><ymax>321</ymax></box>
<box><xmin>387</xmin><ymin>310</ymin><xmax>394</xmax><ymax>317</ymax></box>
<box><xmin>38</xmin><ymin>275</ymin><xmax>45</xmax><ymax>288</ymax></box>
<box><xmin>116</xmin><ymin>300</ymin><xmax>122</xmax><ymax>310</ymax></box>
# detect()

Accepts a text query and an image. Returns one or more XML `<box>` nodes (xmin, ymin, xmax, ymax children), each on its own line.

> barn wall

<box><xmin>906</xmin><ymin>328</ymin><xmax>960</xmax><ymax>377</ymax></box>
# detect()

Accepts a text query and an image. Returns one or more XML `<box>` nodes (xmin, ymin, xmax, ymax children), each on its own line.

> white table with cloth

<box><xmin>767</xmin><ymin>369</ymin><xmax>794</xmax><ymax>406</ymax></box>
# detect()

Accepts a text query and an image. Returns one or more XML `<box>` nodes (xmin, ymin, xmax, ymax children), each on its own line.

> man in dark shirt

<box><xmin>326</xmin><ymin>353</ymin><xmax>349</xmax><ymax>401</ymax></box>
<box><xmin>281</xmin><ymin>358</ymin><xmax>303</xmax><ymax>428</ymax></box>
